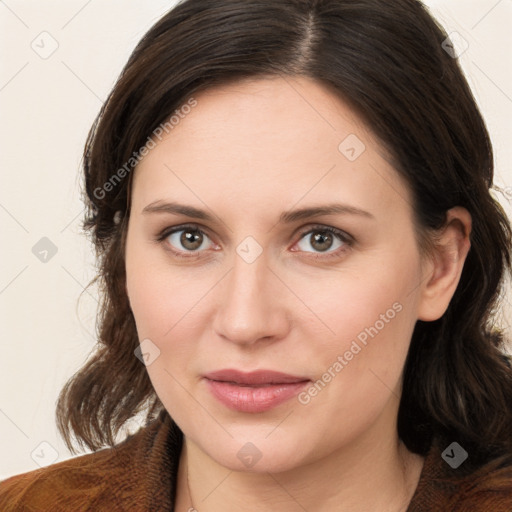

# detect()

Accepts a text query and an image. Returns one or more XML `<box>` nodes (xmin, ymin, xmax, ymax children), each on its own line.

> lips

<box><xmin>203</xmin><ymin>369</ymin><xmax>311</xmax><ymax>413</ymax></box>
<box><xmin>203</xmin><ymin>369</ymin><xmax>309</xmax><ymax>386</ymax></box>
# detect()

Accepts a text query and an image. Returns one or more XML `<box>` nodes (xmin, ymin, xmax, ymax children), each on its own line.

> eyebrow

<box><xmin>142</xmin><ymin>201</ymin><xmax>375</xmax><ymax>224</ymax></box>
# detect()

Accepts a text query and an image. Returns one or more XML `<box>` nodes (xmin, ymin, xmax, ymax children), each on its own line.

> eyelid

<box><xmin>295</xmin><ymin>224</ymin><xmax>354</xmax><ymax>244</ymax></box>
<box><xmin>156</xmin><ymin>222</ymin><xmax>354</xmax><ymax>259</ymax></box>
<box><xmin>156</xmin><ymin>223</ymin><xmax>216</xmax><ymax>258</ymax></box>
<box><xmin>291</xmin><ymin>224</ymin><xmax>354</xmax><ymax>259</ymax></box>
<box><xmin>157</xmin><ymin>223</ymin><xmax>212</xmax><ymax>241</ymax></box>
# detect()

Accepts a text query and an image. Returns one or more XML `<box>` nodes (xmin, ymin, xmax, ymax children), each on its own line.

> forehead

<box><xmin>131</xmin><ymin>76</ymin><xmax>412</xmax><ymax>223</ymax></box>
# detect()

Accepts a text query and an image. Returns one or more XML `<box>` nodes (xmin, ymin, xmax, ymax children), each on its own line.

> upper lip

<box><xmin>203</xmin><ymin>369</ymin><xmax>310</xmax><ymax>386</ymax></box>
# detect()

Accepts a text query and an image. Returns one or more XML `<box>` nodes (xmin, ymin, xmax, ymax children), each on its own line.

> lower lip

<box><xmin>204</xmin><ymin>379</ymin><xmax>310</xmax><ymax>413</ymax></box>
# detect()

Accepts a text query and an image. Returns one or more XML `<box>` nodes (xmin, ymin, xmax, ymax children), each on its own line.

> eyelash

<box><xmin>155</xmin><ymin>223</ymin><xmax>354</xmax><ymax>260</ymax></box>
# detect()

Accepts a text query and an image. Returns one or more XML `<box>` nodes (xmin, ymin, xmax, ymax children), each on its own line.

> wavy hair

<box><xmin>56</xmin><ymin>0</ymin><xmax>512</xmax><ymax>480</ymax></box>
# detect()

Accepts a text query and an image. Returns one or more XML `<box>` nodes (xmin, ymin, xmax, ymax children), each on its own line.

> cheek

<box><xmin>125</xmin><ymin>239</ymin><xmax>205</xmax><ymax>339</ymax></box>
<box><xmin>125</xmin><ymin>241</ymin><xmax>226</xmax><ymax>401</ymax></box>
<box><xmin>126</xmin><ymin>265</ymin><xmax>168</xmax><ymax>338</ymax></box>
<box><xmin>293</xmin><ymin>285</ymin><xmax>417</xmax><ymax>450</ymax></box>
<box><xmin>125</xmin><ymin>245</ymin><xmax>202</xmax><ymax>413</ymax></box>
<box><xmin>297</xmin><ymin>253</ymin><xmax>420</xmax><ymax>401</ymax></box>
<box><xmin>305</xmin><ymin>261</ymin><xmax>416</xmax><ymax>347</ymax></box>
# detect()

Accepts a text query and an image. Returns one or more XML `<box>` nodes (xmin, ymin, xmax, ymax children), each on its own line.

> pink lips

<box><xmin>203</xmin><ymin>369</ymin><xmax>310</xmax><ymax>413</ymax></box>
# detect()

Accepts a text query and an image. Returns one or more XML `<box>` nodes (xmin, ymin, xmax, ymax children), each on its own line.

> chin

<box><xmin>219</xmin><ymin>446</ymin><xmax>304</xmax><ymax>474</ymax></box>
<box><xmin>189</xmin><ymin>428</ymin><xmax>317</xmax><ymax>474</ymax></box>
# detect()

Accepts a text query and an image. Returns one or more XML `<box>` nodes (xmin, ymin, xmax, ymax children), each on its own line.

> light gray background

<box><xmin>1</xmin><ymin>0</ymin><xmax>511</xmax><ymax>479</ymax></box>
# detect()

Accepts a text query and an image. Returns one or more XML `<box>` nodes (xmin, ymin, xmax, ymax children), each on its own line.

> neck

<box><xmin>174</xmin><ymin>424</ymin><xmax>424</xmax><ymax>512</ymax></box>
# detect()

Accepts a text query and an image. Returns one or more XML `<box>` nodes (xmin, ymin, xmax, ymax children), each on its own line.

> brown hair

<box><xmin>57</xmin><ymin>0</ymin><xmax>512</xmax><ymax>483</ymax></box>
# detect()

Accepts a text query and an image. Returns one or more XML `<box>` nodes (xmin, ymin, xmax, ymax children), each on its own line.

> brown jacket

<box><xmin>1</xmin><ymin>410</ymin><xmax>512</xmax><ymax>511</ymax></box>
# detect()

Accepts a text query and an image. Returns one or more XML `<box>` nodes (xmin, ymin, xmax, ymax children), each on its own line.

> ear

<box><xmin>417</xmin><ymin>206</ymin><xmax>472</xmax><ymax>322</ymax></box>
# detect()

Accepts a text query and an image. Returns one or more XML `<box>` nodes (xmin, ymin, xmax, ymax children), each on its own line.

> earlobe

<box><xmin>417</xmin><ymin>207</ymin><xmax>472</xmax><ymax>322</ymax></box>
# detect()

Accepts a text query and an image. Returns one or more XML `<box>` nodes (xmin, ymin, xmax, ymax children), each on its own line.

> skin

<box><xmin>125</xmin><ymin>75</ymin><xmax>472</xmax><ymax>511</ymax></box>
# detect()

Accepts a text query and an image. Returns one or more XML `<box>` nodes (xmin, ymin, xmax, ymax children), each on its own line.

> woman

<box><xmin>1</xmin><ymin>0</ymin><xmax>512</xmax><ymax>510</ymax></box>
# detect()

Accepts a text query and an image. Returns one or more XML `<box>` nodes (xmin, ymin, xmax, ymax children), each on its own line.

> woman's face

<box><xmin>125</xmin><ymin>76</ymin><xmax>434</xmax><ymax>473</ymax></box>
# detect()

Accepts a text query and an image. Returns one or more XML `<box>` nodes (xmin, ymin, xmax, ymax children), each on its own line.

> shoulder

<box><xmin>0</xmin><ymin>445</ymin><xmax>120</xmax><ymax>511</ymax></box>
<box><xmin>0</xmin><ymin>434</ymin><xmax>144</xmax><ymax>512</ymax></box>
<box><xmin>447</xmin><ymin>457</ymin><xmax>512</xmax><ymax>511</ymax></box>
<box><xmin>0</xmin><ymin>414</ymin><xmax>177</xmax><ymax>512</ymax></box>
<box><xmin>410</xmin><ymin>436</ymin><xmax>512</xmax><ymax>511</ymax></box>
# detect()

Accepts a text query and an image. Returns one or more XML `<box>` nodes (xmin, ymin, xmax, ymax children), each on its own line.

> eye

<box><xmin>156</xmin><ymin>223</ymin><xmax>353</xmax><ymax>260</ymax></box>
<box><xmin>158</xmin><ymin>224</ymin><xmax>216</xmax><ymax>257</ymax></box>
<box><xmin>293</xmin><ymin>225</ymin><xmax>353</xmax><ymax>258</ymax></box>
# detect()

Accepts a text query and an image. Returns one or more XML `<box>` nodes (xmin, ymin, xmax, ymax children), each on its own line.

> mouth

<box><xmin>202</xmin><ymin>369</ymin><xmax>311</xmax><ymax>413</ymax></box>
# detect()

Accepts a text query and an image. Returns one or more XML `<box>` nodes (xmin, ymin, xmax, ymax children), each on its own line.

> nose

<box><xmin>212</xmin><ymin>250</ymin><xmax>290</xmax><ymax>347</ymax></box>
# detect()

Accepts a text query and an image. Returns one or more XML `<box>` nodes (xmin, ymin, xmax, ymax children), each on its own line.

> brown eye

<box><xmin>179</xmin><ymin>229</ymin><xmax>204</xmax><ymax>250</ymax></box>
<box><xmin>309</xmin><ymin>231</ymin><xmax>334</xmax><ymax>252</ymax></box>
<box><xmin>294</xmin><ymin>226</ymin><xmax>352</xmax><ymax>258</ymax></box>
<box><xmin>163</xmin><ymin>226</ymin><xmax>213</xmax><ymax>253</ymax></box>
